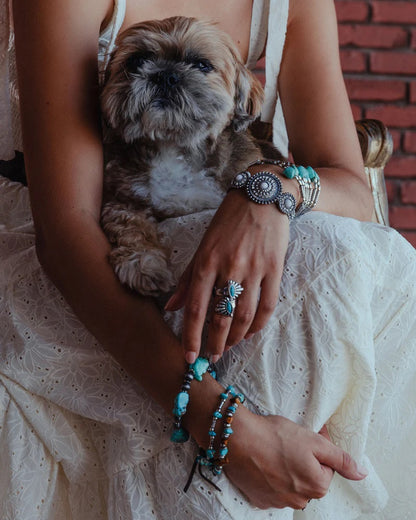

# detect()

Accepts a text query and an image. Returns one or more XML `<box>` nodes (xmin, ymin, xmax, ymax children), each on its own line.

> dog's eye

<box><xmin>125</xmin><ymin>52</ymin><xmax>152</xmax><ymax>73</ymax></box>
<box><xmin>192</xmin><ymin>59</ymin><xmax>214</xmax><ymax>73</ymax></box>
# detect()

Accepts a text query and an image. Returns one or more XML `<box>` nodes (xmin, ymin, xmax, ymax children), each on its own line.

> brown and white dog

<box><xmin>100</xmin><ymin>16</ymin><xmax>281</xmax><ymax>296</ymax></box>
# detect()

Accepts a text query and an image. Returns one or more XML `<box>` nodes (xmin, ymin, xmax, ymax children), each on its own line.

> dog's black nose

<box><xmin>153</xmin><ymin>71</ymin><xmax>180</xmax><ymax>89</ymax></box>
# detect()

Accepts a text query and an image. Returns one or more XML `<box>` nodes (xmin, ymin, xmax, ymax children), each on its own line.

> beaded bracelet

<box><xmin>282</xmin><ymin>165</ymin><xmax>321</xmax><ymax>217</ymax></box>
<box><xmin>171</xmin><ymin>357</ymin><xmax>216</xmax><ymax>443</ymax></box>
<box><xmin>211</xmin><ymin>392</ymin><xmax>244</xmax><ymax>476</ymax></box>
<box><xmin>206</xmin><ymin>385</ymin><xmax>237</xmax><ymax>461</ymax></box>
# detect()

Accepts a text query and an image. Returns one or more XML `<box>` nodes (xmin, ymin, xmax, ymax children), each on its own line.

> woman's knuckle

<box><xmin>211</xmin><ymin>314</ymin><xmax>230</xmax><ymax>332</ymax></box>
<box><xmin>235</xmin><ymin>308</ymin><xmax>254</xmax><ymax>327</ymax></box>
<box><xmin>187</xmin><ymin>300</ymin><xmax>204</xmax><ymax>319</ymax></box>
<box><xmin>313</xmin><ymin>483</ymin><xmax>328</xmax><ymax>499</ymax></box>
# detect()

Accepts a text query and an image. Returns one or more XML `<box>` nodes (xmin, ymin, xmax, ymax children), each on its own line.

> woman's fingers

<box><xmin>164</xmin><ymin>261</ymin><xmax>194</xmax><ymax>311</ymax></box>
<box><xmin>181</xmin><ymin>265</ymin><xmax>217</xmax><ymax>364</ymax></box>
<box><xmin>314</xmin><ymin>436</ymin><xmax>368</xmax><ymax>481</ymax></box>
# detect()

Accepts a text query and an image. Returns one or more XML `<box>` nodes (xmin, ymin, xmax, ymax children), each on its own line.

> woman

<box><xmin>0</xmin><ymin>0</ymin><xmax>415</xmax><ymax>518</ymax></box>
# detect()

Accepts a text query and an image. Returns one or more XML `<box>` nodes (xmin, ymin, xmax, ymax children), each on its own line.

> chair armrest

<box><xmin>355</xmin><ymin>119</ymin><xmax>392</xmax><ymax>226</ymax></box>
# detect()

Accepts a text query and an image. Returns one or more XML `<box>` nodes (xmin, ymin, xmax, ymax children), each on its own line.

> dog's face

<box><xmin>101</xmin><ymin>16</ymin><xmax>264</xmax><ymax>145</ymax></box>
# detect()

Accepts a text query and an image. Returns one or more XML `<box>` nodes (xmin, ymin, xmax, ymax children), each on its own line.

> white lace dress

<box><xmin>1</xmin><ymin>1</ymin><xmax>416</xmax><ymax>519</ymax></box>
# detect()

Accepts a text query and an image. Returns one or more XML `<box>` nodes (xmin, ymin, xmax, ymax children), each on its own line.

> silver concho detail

<box><xmin>277</xmin><ymin>192</ymin><xmax>296</xmax><ymax>220</ymax></box>
<box><xmin>231</xmin><ymin>171</ymin><xmax>251</xmax><ymax>189</ymax></box>
<box><xmin>246</xmin><ymin>171</ymin><xmax>282</xmax><ymax>204</ymax></box>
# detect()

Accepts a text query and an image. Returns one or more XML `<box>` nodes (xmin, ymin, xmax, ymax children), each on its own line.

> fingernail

<box><xmin>211</xmin><ymin>354</ymin><xmax>220</xmax><ymax>364</ymax></box>
<box><xmin>357</xmin><ymin>463</ymin><xmax>368</xmax><ymax>477</ymax></box>
<box><xmin>185</xmin><ymin>351</ymin><xmax>197</xmax><ymax>365</ymax></box>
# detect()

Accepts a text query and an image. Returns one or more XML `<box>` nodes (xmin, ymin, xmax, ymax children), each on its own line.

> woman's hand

<box><xmin>165</xmin><ymin>188</ymin><xmax>290</xmax><ymax>363</ymax></box>
<box><xmin>225</xmin><ymin>411</ymin><xmax>368</xmax><ymax>510</ymax></box>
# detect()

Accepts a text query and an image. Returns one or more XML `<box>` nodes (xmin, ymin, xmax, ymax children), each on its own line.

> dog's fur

<box><xmin>101</xmin><ymin>16</ymin><xmax>282</xmax><ymax>295</ymax></box>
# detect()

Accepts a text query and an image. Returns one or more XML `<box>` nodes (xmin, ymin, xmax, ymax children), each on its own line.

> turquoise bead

<box><xmin>224</xmin><ymin>427</ymin><xmax>233</xmax><ymax>435</ymax></box>
<box><xmin>173</xmin><ymin>391</ymin><xmax>189</xmax><ymax>416</ymax></box>
<box><xmin>190</xmin><ymin>357</ymin><xmax>210</xmax><ymax>381</ymax></box>
<box><xmin>220</xmin><ymin>392</ymin><xmax>228</xmax><ymax>399</ymax></box>
<box><xmin>219</xmin><ymin>447</ymin><xmax>228</xmax><ymax>458</ymax></box>
<box><xmin>298</xmin><ymin>166</ymin><xmax>309</xmax><ymax>179</ymax></box>
<box><xmin>283</xmin><ymin>165</ymin><xmax>297</xmax><ymax>179</ymax></box>
<box><xmin>227</xmin><ymin>405</ymin><xmax>236</xmax><ymax>413</ymax></box>
<box><xmin>214</xmin><ymin>411</ymin><xmax>222</xmax><ymax>419</ymax></box>
<box><xmin>206</xmin><ymin>449</ymin><xmax>215</xmax><ymax>459</ymax></box>
<box><xmin>208</xmin><ymin>431</ymin><xmax>216</xmax><ymax>437</ymax></box>
<box><xmin>306</xmin><ymin>166</ymin><xmax>317</xmax><ymax>180</ymax></box>
<box><xmin>170</xmin><ymin>427</ymin><xmax>189</xmax><ymax>443</ymax></box>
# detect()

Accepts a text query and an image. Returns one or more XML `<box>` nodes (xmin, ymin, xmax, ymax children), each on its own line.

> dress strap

<box><xmin>99</xmin><ymin>0</ymin><xmax>127</xmax><ymax>76</ymax></box>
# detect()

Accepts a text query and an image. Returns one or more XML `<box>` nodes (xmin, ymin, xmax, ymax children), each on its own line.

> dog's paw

<box><xmin>110</xmin><ymin>247</ymin><xmax>176</xmax><ymax>296</ymax></box>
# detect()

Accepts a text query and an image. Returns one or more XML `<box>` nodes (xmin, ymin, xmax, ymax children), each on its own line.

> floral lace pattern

<box><xmin>1</xmin><ymin>175</ymin><xmax>416</xmax><ymax>519</ymax></box>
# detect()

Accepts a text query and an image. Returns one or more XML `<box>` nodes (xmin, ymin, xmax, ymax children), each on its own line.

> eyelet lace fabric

<box><xmin>0</xmin><ymin>175</ymin><xmax>416</xmax><ymax>519</ymax></box>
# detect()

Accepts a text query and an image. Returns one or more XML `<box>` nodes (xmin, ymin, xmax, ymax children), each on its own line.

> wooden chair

<box><xmin>355</xmin><ymin>119</ymin><xmax>392</xmax><ymax>226</ymax></box>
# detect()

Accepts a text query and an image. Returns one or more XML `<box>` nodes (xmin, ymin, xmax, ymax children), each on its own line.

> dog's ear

<box><xmin>233</xmin><ymin>65</ymin><xmax>264</xmax><ymax>132</ymax></box>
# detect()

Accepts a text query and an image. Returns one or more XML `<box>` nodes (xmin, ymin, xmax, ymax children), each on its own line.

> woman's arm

<box><xmin>12</xmin><ymin>0</ymin><xmax>194</xmax><ymax>419</ymax></box>
<box><xmin>279</xmin><ymin>0</ymin><xmax>373</xmax><ymax>220</ymax></box>
<box><xmin>170</xmin><ymin>0</ymin><xmax>374</xmax><ymax>364</ymax></box>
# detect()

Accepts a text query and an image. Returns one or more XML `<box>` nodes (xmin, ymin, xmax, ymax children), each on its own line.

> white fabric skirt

<box><xmin>0</xmin><ymin>174</ymin><xmax>415</xmax><ymax>520</ymax></box>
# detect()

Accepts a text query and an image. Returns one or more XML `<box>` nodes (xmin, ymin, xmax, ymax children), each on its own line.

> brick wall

<box><xmin>336</xmin><ymin>0</ymin><xmax>416</xmax><ymax>246</ymax></box>
<box><xmin>254</xmin><ymin>0</ymin><xmax>416</xmax><ymax>247</ymax></box>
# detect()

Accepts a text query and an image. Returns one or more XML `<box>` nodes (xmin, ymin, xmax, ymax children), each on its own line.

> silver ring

<box><xmin>213</xmin><ymin>280</ymin><xmax>244</xmax><ymax>318</ymax></box>
<box><xmin>213</xmin><ymin>280</ymin><xmax>244</xmax><ymax>299</ymax></box>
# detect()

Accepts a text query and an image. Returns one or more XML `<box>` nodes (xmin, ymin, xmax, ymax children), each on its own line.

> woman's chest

<box><xmin>118</xmin><ymin>0</ymin><xmax>254</xmax><ymax>62</ymax></box>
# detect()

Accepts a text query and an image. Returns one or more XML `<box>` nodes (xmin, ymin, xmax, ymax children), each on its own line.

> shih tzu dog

<box><xmin>100</xmin><ymin>16</ymin><xmax>281</xmax><ymax>296</ymax></box>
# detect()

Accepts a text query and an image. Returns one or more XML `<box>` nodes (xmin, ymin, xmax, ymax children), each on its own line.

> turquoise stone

<box><xmin>208</xmin><ymin>431</ymin><xmax>216</xmax><ymax>437</ymax></box>
<box><xmin>298</xmin><ymin>166</ymin><xmax>309</xmax><ymax>179</ymax></box>
<box><xmin>224</xmin><ymin>427</ymin><xmax>233</xmax><ymax>435</ymax></box>
<box><xmin>307</xmin><ymin>166</ymin><xmax>317</xmax><ymax>180</ymax></box>
<box><xmin>173</xmin><ymin>391</ymin><xmax>189</xmax><ymax>416</ymax></box>
<box><xmin>220</xmin><ymin>392</ymin><xmax>228</xmax><ymax>399</ymax></box>
<box><xmin>226</xmin><ymin>300</ymin><xmax>233</xmax><ymax>314</ymax></box>
<box><xmin>206</xmin><ymin>449</ymin><xmax>215</xmax><ymax>459</ymax></box>
<box><xmin>229</xmin><ymin>284</ymin><xmax>235</xmax><ymax>298</ymax></box>
<box><xmin>190</xmin><ymin>357</ymin><xmax>210</xmax><ymax>381</ymax></box>
<box><xmin>170</xmin><ymin>427</ymin><xmax>190</xmax><ymax>443</ymax></box>
<box><xmin>214</xmin><ymin>411</ymin><xmax>222</xmax><ymax>419</ymax></box>
<box><xmin>283</xmin><ymin>165</ymin><xmax>296</xmax><ymax>179</ymax></box>
<box><xmin>219</xmin><ymin>447</ymin><xmax>228</xmax><ymax>457</ymax></box>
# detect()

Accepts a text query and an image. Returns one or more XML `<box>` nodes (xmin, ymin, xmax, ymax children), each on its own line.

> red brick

<box><xmin>389</xmin><ymin>129</ymin><xmax>402</xmax><ymax>152</ymax></box>
<box><xmin>401</xmin><ymin>231</ymin><xmax>416</xmax><ymax>247</ymax></box>
<box><xmin>401</xmin><ymin>181</ymin><xmax>416</xmax><ymax>203</ymax></box>
<box><xmin>351</xmin><ymin>103</ymin><xmax>363</xmax><ymax>120</ymax></box>
<box><xmin>370</xmin><ymin>51</ymin><xmax>416</xmax><ymax>75</ymax></box>
<box><xmin>335</xmin><ymin>1</ymin><xmax>369</xmax><ymax>22</ymax></box>
<box><xmin>404</xmin><ymin>131</ymin><xmax>416</xmax><ymax>153</ymax></box>
<box><xmin>385</xmin><ymin>155</ymin><xmax>416</xmax><ymax>177</ymax></box>
<box><xmin>366</xmin><ymin>105</ymin><xmax>416</xmax><ymax>128</ymax></box>
<box><xmin>338</xmin><ymin>25</ymin><xmax>407</xmax><ymax>48</ymax></box>
<box><xmin>340</xmin><ymin>50</ymin><xmax>367</xmax><ymax>72</ymax></box>
<box><xmin>389</xmin><ymin>206</ymin><xmax>416</xmax><ymax>229</ymax></box>
<box><xmin>372</xmin><ymin>1</ymin><xmax>416</xmax><ymax>24</ymax></box>
<box><xmin>411</xmin><ymin>82</ymin><xmax>416</xmax><ymax>104</ymax></box>
<box><xmin>385</xmin><ymin>179</ymin><xmax>398</xmax><ymax>203</ymax></box>
<box><xmin>345</xmin><ymin>78</ymin><xmax>406</xmax><ymax>101</ymax></box>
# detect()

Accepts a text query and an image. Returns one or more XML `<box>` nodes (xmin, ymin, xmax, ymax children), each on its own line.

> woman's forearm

<box><xmin>36</xmin><ymin>213</ymin><xmax>226</xmax><ymax>445</ymax></box>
